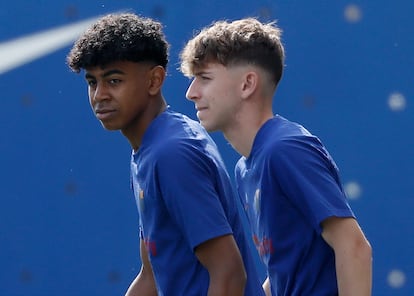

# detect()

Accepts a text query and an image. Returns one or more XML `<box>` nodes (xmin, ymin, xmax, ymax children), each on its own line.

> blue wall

<box><xmin>1</xmin><ymin>1</ymin><xmax>413</xmax><ymax>295</ymax></box>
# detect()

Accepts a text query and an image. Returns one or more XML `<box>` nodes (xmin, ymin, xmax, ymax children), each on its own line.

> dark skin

<box><xmin>85</xmin><ymin>61</ymin><xmax>167</xmax><ymax>150</ymax></box>
<box><xmin>85</xmin><ymin>61</ymin><xmax>247</xmax><ymax>295</ymax></box>
<box><xmin>126</xmin><ymin>235</ymin><xmax>247</xmax><ymax>296</ymax></box>
<box><xmin>194</xmin><ymin>234</ymin><xmax>247</xmax><ymax>295</ymax></box>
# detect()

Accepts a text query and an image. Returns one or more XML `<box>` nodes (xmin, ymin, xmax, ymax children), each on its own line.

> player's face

<box><xmin>85</xmin><ymin>61</ymin><xmax>155</xmax><ymax>132</ymax></box>
<box><xmin>186</xmin><ymin>63</ymin><xmax>245</xmax><ymax>133</ymax></box>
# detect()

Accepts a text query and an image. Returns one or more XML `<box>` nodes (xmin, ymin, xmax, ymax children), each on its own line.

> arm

<box><xmin>321</xmin><ymin>217</ymin><xmax>372</xmax><ymax>296</ymax></box>
<box><xmin>262</xmin><ymin>277</ymin><xmax>271</xmax><ymax>296</ymax></box>
<box><xmin>125</xmin><ymin>239</ymin><xmax>157</xmax><ymax>296</ymax></box>
<box><xmin>195</xmin><ymin>234</ymin><xmax>247</xmax><ymax>296</ymax></box>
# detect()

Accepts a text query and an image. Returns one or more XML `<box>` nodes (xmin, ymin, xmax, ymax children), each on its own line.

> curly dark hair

<box><xmin>67</xmin><ymin>13</ymin><xmax>169</xmax><ymax>72</ymax></box>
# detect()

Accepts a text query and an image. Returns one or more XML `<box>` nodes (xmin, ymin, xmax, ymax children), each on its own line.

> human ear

<box><xmin>241</xmin><ymin>71</ymin><xmax>258</xmax><ymax>99</ymax></box>
<box><xmin>148</xmin><ymin>65</ymin><xmax>166</xmax><ymax>96</ymax></box>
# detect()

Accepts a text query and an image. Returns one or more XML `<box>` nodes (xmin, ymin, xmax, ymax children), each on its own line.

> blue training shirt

<box><xmin>235</xmin><ymin>115</ymin><xmax>355</xmax><ymax>296</ymax></box>
<box><xmin>131</xmin><ymin>108</ymin><xmax>264</xmax><ymax>295</ymax></box>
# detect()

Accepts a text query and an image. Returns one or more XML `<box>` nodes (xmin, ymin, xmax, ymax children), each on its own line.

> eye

<box><xmin>194</xmin><ymin>74</ymin><xmax>211</xmax><ymax>82</ymax></box>
<box><xmin>86</xmin><ymin>79</ymin><xmax>97</xmax><ymax>87</ymax></box>
<box><xmin>109</xmin><ymin>78</ymin><xmax>121</xmax><ymax>84</ymax></box>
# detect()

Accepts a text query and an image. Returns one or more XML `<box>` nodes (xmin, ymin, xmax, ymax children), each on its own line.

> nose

<box><xmin>185</xmin><ymin>79</ymin><xmax>199</xmax><ymax>101</ymax></box>
<box><xmin>91</xmin><ymin>83</ymin><xmax>109</xmax><ymax>103</ymax></box>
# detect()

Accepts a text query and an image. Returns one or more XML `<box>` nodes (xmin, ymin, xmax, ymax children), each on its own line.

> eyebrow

<box><xmin>85</xmin><ymin>69</ymin><xmax>126</xmax><ymax>80</ymax></box>
<box><xmin>194</xmin><ymin>70</ymin><xmax>211</xmax><ymax>76</ymax></box>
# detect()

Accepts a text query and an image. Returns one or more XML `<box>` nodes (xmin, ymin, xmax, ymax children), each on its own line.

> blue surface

<box><xmin>1</xmin><ymin>1</ymin><xmax>413</xmax><ymax>295</ymax></box>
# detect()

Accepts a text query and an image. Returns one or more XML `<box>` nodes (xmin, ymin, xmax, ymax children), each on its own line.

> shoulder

<box><xmin>259</xmin><ymin>118</ymin><xmax>326</xmax><ymax>167</ymax></box>
<box><xmin>150</xmin><ymin>109</ymin><xmax>220</xmax><ymax>169</ymax></box>
<box><xmin>155</xmin><ymin>130</ymin><xmax>215</xmax><ymax>171</ymax></box>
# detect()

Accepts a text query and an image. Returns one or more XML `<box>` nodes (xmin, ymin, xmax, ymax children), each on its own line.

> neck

<box><xmin>224</xmin><ymin>112</ymin><xmax>273</xmax><ymax>158</ymax></box>
<box><xmin>226</xmin><ymin>88</ymin><xmax>275</xmax><ymax>157</ymax></box>
<box><xmin>122</xmin><ymin>97</ymin><xmax>167</xmax><ymax>151</ymax></box>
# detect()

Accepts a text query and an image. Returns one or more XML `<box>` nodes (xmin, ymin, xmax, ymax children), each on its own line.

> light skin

<box><xmin>186</xmin><ymin>63</ymin><xmax>274</xmax><ymax>156</ymax></box>
<box><xmin>321</xmin><ymin>217</ymin><xmax>372</xmax><ymax>296</ymax></box>
<box><xmin>186</xmin><ymin>62</ymin><xmax>372</xmax><ymax>295</ymax></box>
<box><xmin>85</xmin><ymin>60</ymin><xmax>247</xmax><ymax>296</ymax></box>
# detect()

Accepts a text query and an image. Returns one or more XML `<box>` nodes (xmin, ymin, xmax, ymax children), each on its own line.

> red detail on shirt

<box><xmin>252</xmin><ymin>234</ymin><xmax>274</xmax><ymax>256</ymax></box>
<box><xmin>144</xmin><ymin>237</ymin><xmax>157</xmax><ymax>256</ymax></box>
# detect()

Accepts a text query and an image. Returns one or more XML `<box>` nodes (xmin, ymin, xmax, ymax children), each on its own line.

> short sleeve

<box><xmin>154</xmin><ymin>141</ymin><xmax>233</xmax><ymax>249</ymax></box>
<box><xmin>269</xmin><ymin>136</ymin><xmax>354</xmax><ymax>233</ymax></box>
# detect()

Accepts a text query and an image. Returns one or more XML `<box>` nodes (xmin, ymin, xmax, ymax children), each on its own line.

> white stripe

<box><xmin>0</xmin><ymin>17</ymin><xmax>99</xmax><ymax>75</ymax></box>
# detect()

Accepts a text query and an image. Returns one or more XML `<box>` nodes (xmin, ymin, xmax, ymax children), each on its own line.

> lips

<box><xmin>195</xmin><ymin>106</ymin><xmax>209</xmax><ymax>122</ymax></box>
<box><xmin>95</xmin><ymin>108</ymin><xmax>116</xmax><ymax>120</ymax></box>
<box><xmin>196</xmin><ymin>105</ymin><xmax>208</xmax><ymax>111</ymax></box>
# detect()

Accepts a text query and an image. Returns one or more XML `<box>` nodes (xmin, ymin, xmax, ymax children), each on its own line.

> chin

<box><xmin>200</xmin><ymin>122</ymin><xmax>216</xmax><ymax>132</ymax></box>
<box><xmin>100</xmin><ymin>122</ymin><xmax>120</xmax><ymax>131</ymax></box>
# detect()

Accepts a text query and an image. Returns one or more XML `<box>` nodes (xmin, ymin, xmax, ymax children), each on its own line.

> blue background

<box><xmin>1</xmin><ymin>1</ymin><xmax>413</xmax><ymax>295</ymax></box>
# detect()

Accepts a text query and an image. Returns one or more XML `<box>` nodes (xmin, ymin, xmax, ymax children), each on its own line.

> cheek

<box><xmin>88</xmin><ymin>94</ymin><xmax>94</xmax><ymax>108</ymax></box>
<box><xmin>217</xmin><ymin>88</ymin><xmax>238</xmax><ymax>109</ymax></box>
<box><xmin>87</xmin><ymin>88</ymin><xmax>94</xmax><ymax>103</ymax></box>
<box><xmin>206</xmin><ymin>83</ymin><xmax>224</xmax><ymax>103</ymax></box>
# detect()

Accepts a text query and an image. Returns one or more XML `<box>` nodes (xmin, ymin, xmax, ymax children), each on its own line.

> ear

<box><xmin>148</xmin><ymin>65</ymin><xmax>166</xmax><ymax>96</ymax></box>
<box><xmin>241</xmin><ymin>71</ymin><xmax>258</xmax><ymax>99</ymax></box>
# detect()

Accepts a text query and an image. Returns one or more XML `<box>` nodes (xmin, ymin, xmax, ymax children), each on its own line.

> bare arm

<box><xmin>195</xmin><ymin>234</ymin><xmax>247</xmax><ymax>296</ymax></box>
<box><xmin>125</xmin><ymin>239</ymin><xmax>157</xmax><ymax>296</ymax></box>
<box><xmin>321</xmin><ymin>217</ymin><xmax>372</xmax><ymax>296</ymax></box>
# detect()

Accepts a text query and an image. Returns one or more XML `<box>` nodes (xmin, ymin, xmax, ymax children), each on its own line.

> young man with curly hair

<box><xmin>180</xmin><ymin>18</ymin><xmax>372</xmax><ymax>295</ymax></box>
<box><xmin>67</xmin><ymin>13</ymin><xmax>265</xmax><ymax>296</ymax></box>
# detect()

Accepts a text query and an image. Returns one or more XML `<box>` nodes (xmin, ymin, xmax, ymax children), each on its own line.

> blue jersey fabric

<box><xmin>235</xmin><ymin>115</ymin><xmax>355</xmax><ymax>296</ymax></box>
<box><xmin>131</xmin><ymin>108</ymin><xmax>264</xmax><ymax>295</ymax></box>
